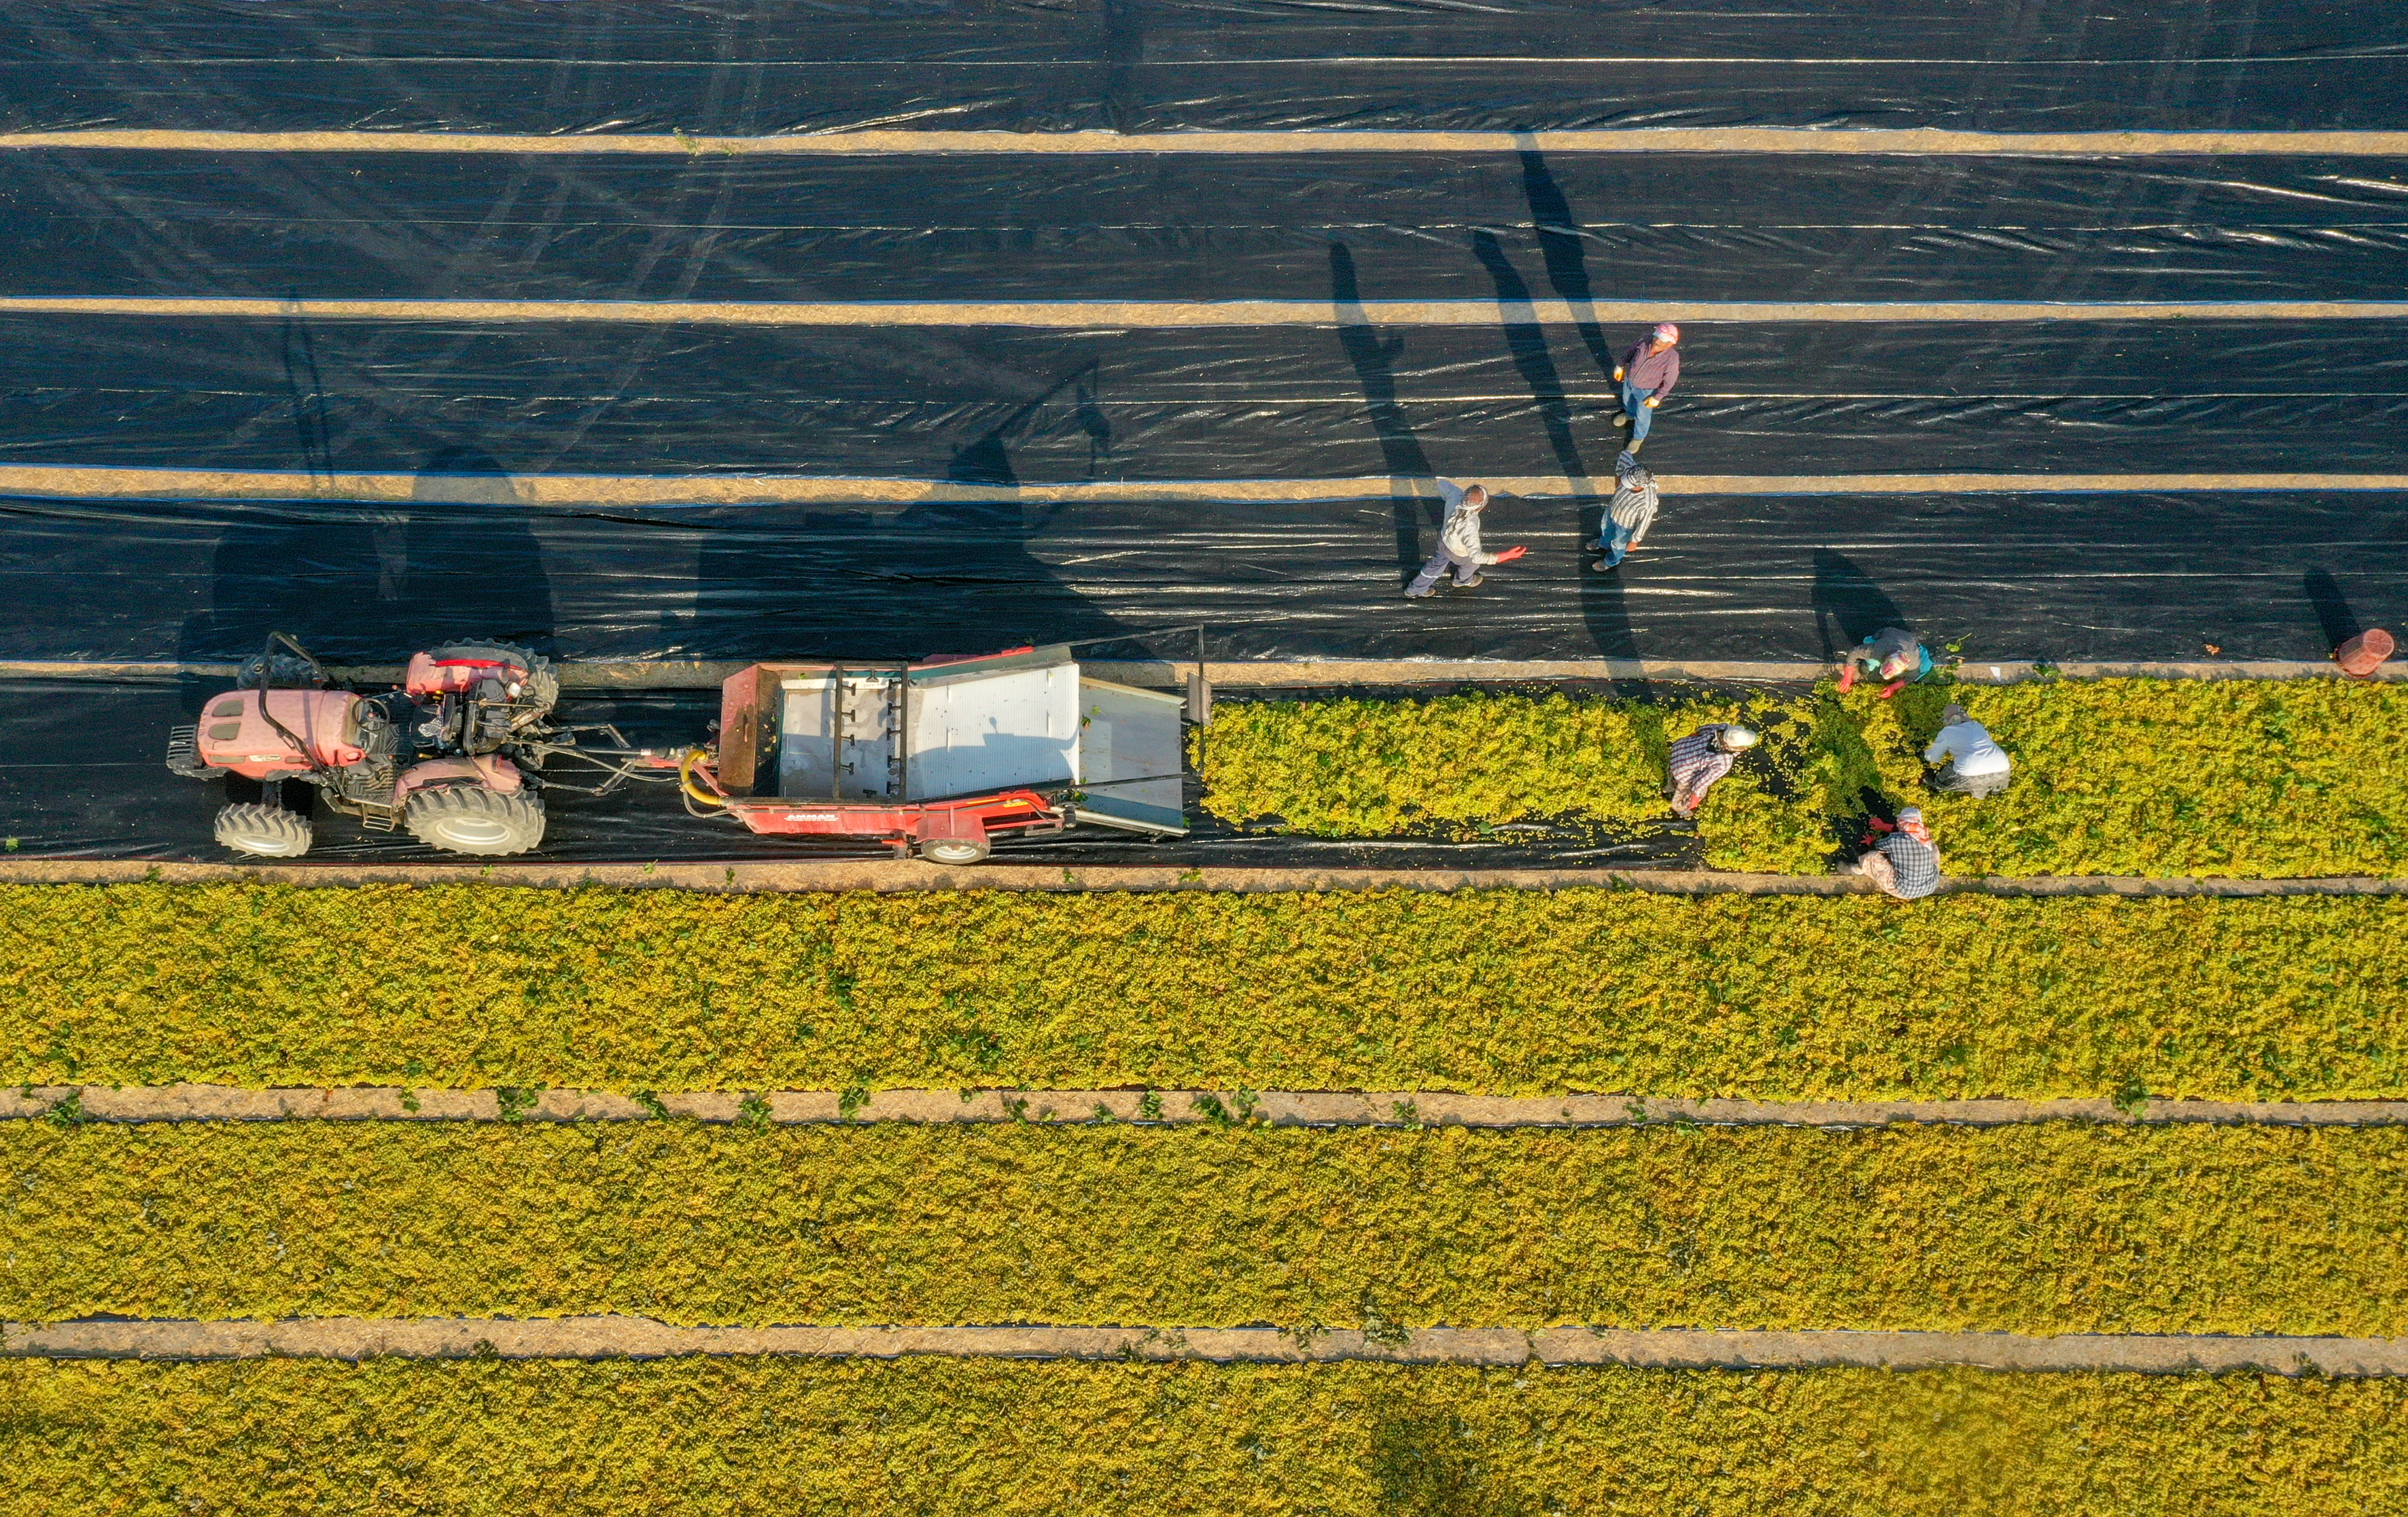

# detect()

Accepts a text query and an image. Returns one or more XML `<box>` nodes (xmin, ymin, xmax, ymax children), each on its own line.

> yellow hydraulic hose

<box><xmin>679</xmin><ymin>747</ymin><xmax>727</xmax><ymax>808</ymax></box>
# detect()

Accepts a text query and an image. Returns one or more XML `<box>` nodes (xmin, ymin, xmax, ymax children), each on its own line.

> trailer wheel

<box><xmin>215</xmin><ymin>803</ymin><xmax>314</xmax><ymax>858</ymax></box>
<box><xmin>405</xmin><ymin>785</ymin><xmax>546</xmax><ymax>856</ymax></box>
<box><xmin>918</xmin><ymin>835</ymin><xmax>992</xmax><ymax>865</ymax></box>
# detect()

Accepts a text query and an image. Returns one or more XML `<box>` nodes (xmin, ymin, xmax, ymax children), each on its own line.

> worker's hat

<box><xmin>1879</xmin><ymin>651</ymin><xmax>1913</xmax><ymax>678</ymax></box>
<box><xmin>1942</xmin><ymin>703</ymin><xmax>1970</xmax><ymax>725</ymax></box>
<box><xmin>1652</xmin><ymin>322</ymin><xmax>1680</xmax><ymax>344</ymax></box>
<box><xmin>1718</xmin><ymin>725</ymin><xmax>1759</xmax><ymax>750</ymax></box>
<box><xmin>1897</xmin><ymin>806</ymin><xmax>1925</xmax><ymax>824</ymax></box>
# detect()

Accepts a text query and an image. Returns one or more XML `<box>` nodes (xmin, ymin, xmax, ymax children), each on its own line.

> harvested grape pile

<box><xmin>1195</xmin><ymin>678</ymin><xmax>2408</xmax><ymax>877</ymax></box>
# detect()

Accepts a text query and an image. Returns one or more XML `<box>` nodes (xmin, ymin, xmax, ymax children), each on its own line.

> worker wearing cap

<box><xmin>1925</xmin><ymin>703</ymin><xmax>2013</xmax><ymax>799</ymax></box>
<box><xmin>1588</xmin><ymin>457</ymin><xmax>1658</xmax><ymax>572</ymax></box>
<box><xmin>1612</xmin><ymin>323</ymin><xmax>1681</xmax><ymax>453</ymax></box>
<box><xmin>1850</xmin><ymin>807</ymin><xmax>1942</xmax><ymax>900</ymax></box>
<box><xmin>1837</xmin><ymin>627</ymin><xmax>1934</xmax><ymax>698</ymax></box>
<box><xmin>1405</xmin><ymin>479</ymin><xmax>1526</xmax><ymax>599</ymax></box>
<box><xmin>1664</xmin><ymin>722</ymin><xmax>1758</xmax><ymax>817</ymax></box>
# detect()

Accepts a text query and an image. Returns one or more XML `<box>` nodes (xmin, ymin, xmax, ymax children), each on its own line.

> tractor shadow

<box><xmin>684</xmin><ymin>369</ymin><xmax>1130</xmax><ymax>661</ymax></box>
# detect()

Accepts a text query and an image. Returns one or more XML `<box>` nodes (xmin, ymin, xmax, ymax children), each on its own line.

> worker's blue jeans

<box><xmin>1596</xmin><ymin>519</ymin><xmax>1639</xmax><ymax>567</ymax></box>
<box><xmin>1620</xmin><ymin>382</ymin><xmax>1658</xmax><ymax>442</ymax></box>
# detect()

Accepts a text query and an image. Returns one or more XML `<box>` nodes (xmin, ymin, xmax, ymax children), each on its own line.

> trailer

<box><xmin>681</xmin><ymin>644</ymin><xmax>1193</xmax><ymax>862</ymax></box>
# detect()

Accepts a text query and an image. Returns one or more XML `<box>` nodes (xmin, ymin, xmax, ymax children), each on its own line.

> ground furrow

<box><xmin>10</xmin><ymin>1317</ymin><xmax>2405</xmax><ymax>1376</ymax></box>
<box><xmin>7</xmin><ymin>1084</ymin><xmax>2405</xmax><ymax>1130</ymax></box>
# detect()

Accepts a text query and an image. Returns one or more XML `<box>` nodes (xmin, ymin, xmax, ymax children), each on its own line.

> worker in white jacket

<box><xmin>1924</xmin><ymin>703</ymin><xmax>2013</xmax><ymax>799</ymax></box>
<box><xmin>1405</xmin><ymin>480</ymin><xmax>1525</xmax><ymax>598</ymax></box>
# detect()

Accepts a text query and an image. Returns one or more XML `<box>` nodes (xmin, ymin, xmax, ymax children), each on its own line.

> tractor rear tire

<box><xmin>405</xmin><ymin>786</ymin><xmax>546</xmax><ymax>856</ymax></box>
<box><xmin>215</xmin><ymin>803</ymin><xmax>314</xmax><ymax>858</ymax></box>
<box><xmin>918</xmin><ymin>834</ymin><xmax>992</xmax><ymax>865</ymax></box>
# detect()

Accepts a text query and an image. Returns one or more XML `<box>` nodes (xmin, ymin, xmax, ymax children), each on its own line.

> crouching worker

<box><xmin>1849</xmin><ymin>806</ymin><xmax>1942</xmax><ymax>900</ymax></box>
<box><xmin>1837</xmin><ymin>627</ymin><xmax>1934</xmax><ymax>698</ymax></box>
<box><xmin>1925</xmin><ymin>703</ymin><xmax>2012</xmax><ymax>799</ymax></box>
<box><xmin>1406</xmin><ymin>480</ymin><xmax>1526</xmax><ymax>599</ymax></box>
<box><xmin>1664</xmin><ymin>722</ymin><xmax>1757</xmax><ymax>818</ymax></box>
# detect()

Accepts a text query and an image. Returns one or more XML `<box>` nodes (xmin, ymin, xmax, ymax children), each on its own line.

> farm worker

<box><xmin>1405</xmin><ymin>480</ymin><xmax>1526</xmax><ymax>598</ymax></box>
<box><xmin>1836</xmin><ymin>627</ymin><xmax>1933</xmax><ymax>698</ymax></box>
<box><xmin>1588</xmin><ymin>458</ymin><xmax>1658</xmax><ymax>571</ymax></box>
<box><xmin>1664</xmin><ymin>722</ymin><xmax>1758</xmax><ymax>817</ymax></box>
<box><xmin>1925</xmin><ymin>702</ymin><xmax>2013</xmax><ymax>799</ymax></box>
<box><xmin>1849</xmin><ymin>806</ymin><xmax>1942</xmax><ymax>900</ymax></box>
<box><xmin>1612</xmin><ymin>322</ymin><xmax>1681</xmax><ymax>453</ymax></box>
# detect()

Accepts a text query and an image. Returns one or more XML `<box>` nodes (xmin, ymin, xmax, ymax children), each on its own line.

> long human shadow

<box><xmin>1470</xmin><ymin>227</ymin><xmax>1636</xmax><ymax>659</ymax></box>
<box><xmin>279</xmin><ymin>301</ymin><xmax>334</xmax><ymax>482</ymax></box>
<box><xmin>686</xmin><ymin>368</ymin><xmax>1128</xmax><ymax>660</ymax></box>
<box><xmin>2303</xmin><ymin>569</ymin><xmax>2364</xmax><ymax>651</ymax></box>
<box><xmin>1470</xmin><ymin>229</ymin><xmax>1591</xmax><ymax>487</ymax></box>
<box><xmin>1516</xmin><ymin>143</ymin><xmax>1620</xmax><ymax>383</ymax></box>
<box><xmin>1329</xmin><ymin>241</ymin><xmax>1441</xmax><ymax>585</ymax></box>
<box><xmin>1811</xmin><ymin>547</ymin><xmax>1910</xmax><ymax>661</ymax></box>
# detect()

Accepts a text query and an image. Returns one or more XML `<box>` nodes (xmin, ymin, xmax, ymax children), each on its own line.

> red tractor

<box><xmin>167</xmin><ymin>633</ymin><xmax>669</xmax><ymax>858</ymax></box>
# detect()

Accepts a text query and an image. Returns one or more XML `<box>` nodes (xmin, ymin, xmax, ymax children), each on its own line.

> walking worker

<box><xmin>1664</xmin><ymin>722</ymin><xmax>1758</xmax><ymax>818</ymax></box>
<box><xmin>1851</xmin><ymin>807</ymin><xmax>1942</xmax><ymax>900</ymax></box>
<box><xmin>1836</xmin><ymin>627</ymin><xmax>1934</xmax><ymax>698</ymax></box>
<box><xmin>1612</xmin><ymin>323</ymin><xmax>1681</xmax><ymax>453</ymax></box>
<box><xmin>1405</xmin><ymin>479</ymin><xmax>1526</xmax><ymax>598</ymax></box>
<box><xmin>1925</xmin><ymin>702</ymin><xmax>2013</xmax><ymax>799</ymax></box>
<box><xmin>1588</xmin><ymin>458</ymin><xmax>1658</xmax><ymax>571</ymax></box>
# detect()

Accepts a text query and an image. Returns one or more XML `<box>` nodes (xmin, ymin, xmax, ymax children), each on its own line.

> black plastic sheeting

<box><xmin>13</xmin><ymin>151</ymin><xmax>2408</xmax><ymax>304</ymax></box>
<box><xmin>5</xmin><ymin>1</ymin><xmax>2405</xmax><ymax>135</ymax></box>
<box><xmin>5</xmin><ymin>317</ymin><xmax>2407</xmax><ymax>479</ymax></box>
<box><xmin>3</xmin><ymin>488</ymin><xmax>2399</xmax><ymax>667</ymax></box>
<box><xmin>0</xmin><ymin>678</ymin><xmax>1705</xmax><ymax>865</ymax></box>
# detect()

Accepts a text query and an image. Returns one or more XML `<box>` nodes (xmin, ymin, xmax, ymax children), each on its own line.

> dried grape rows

<box><xmin>3</xmin><ymin>884</ymin><xmax>2399</xmax><ymax>1100</ymax></box>
<box><xmin>7</xmin><ymin>1359</ymin><xmax>2403</xmax><ymax>1517</ymax></box>
<box><xmin>9</xmin><ymin>1122</ymin><xmax>2403</xmax><ymax>1334</ymax></box>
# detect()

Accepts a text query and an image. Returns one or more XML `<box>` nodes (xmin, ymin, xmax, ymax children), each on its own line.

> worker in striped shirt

<box><xmin>1588</xmin><ymin>459</ymin><xmax>1658</xmax><ymax>572</ymax></box>
<box><xmin>1663</xmin><ymin>722</ymin><xmax>1758</xmax><ymax>817</ymax></box>
<box><xmin>1850</xmin><ymin>807</ymin><xmax>1942</xmax><ymax>899</ymax></box>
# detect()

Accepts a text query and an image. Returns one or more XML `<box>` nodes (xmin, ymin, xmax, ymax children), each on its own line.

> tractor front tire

<box><xmin>215</xmin><ymin>803</ymin><xmax>314</xmax><ymax>858</ymax></box>
<box><xmin>405</xmin><ymin>786</ymin><xmax>546</xmax><ymax>856</ymax></box>
<box><xmin>918</xmin><ymin>834</ymin><xmax>992</xmax><ymax>865</ymax></box>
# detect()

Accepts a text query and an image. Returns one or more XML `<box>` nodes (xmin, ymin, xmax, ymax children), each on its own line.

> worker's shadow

<box><xmin>1463</xmin><ymin>226</ymin><xmax>1638</xmax><ymax>664</ymax></box>
<box><xmin>1810</xmin><ymin>547</ymin><xmax>1910</xmax><ymax>661</ymax></box>
<box><xmin>2304</xmin><ymin>569</ymin><xmax>2363</xmax><ymax>651</ymax></box>
<box><xmin>1330</xmin><ymin>241</ymin><xmax>1448</xmax><ymax>587</ymax></box>
<box><xmin>685</xmin><ymin>372</ymin><xmax>1128</xmax><ymax>661</ymax></box>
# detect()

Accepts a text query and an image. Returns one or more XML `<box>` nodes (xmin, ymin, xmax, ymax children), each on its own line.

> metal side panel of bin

<box><xmin>776</xmin><ymin>650</ymin><xmax>1085</xmax><ymax>803</ymax></box>
<box><xmin>1073</xmin><ymin>677</ymin><xmax>1189</xmax><ymax>835</ymax></box>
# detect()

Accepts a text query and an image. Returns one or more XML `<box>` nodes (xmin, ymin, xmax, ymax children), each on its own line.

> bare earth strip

<box><xmin>1</xmin><ymin>298</ymin><xmax>2403</xmax><ymax>330</ymax></box>
<box><xmin>6</xmin><ymin>1084</ymin><xmax>2401</xmax><ymax>1130</ymax></box>
<box><xmin>0</xmin><ymin>858</ymin><xmax>2396</xmax><ymax>896</ymax></box>
<box><xmin>7</xmin><ymin>1317</ymin><xmax>2404</xmax><ymax>1376</ymax></box>
<box><xmin>7</xmin><ymin>126</ymin><xmax>2408</xmax><ymax>157</ymax></box>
